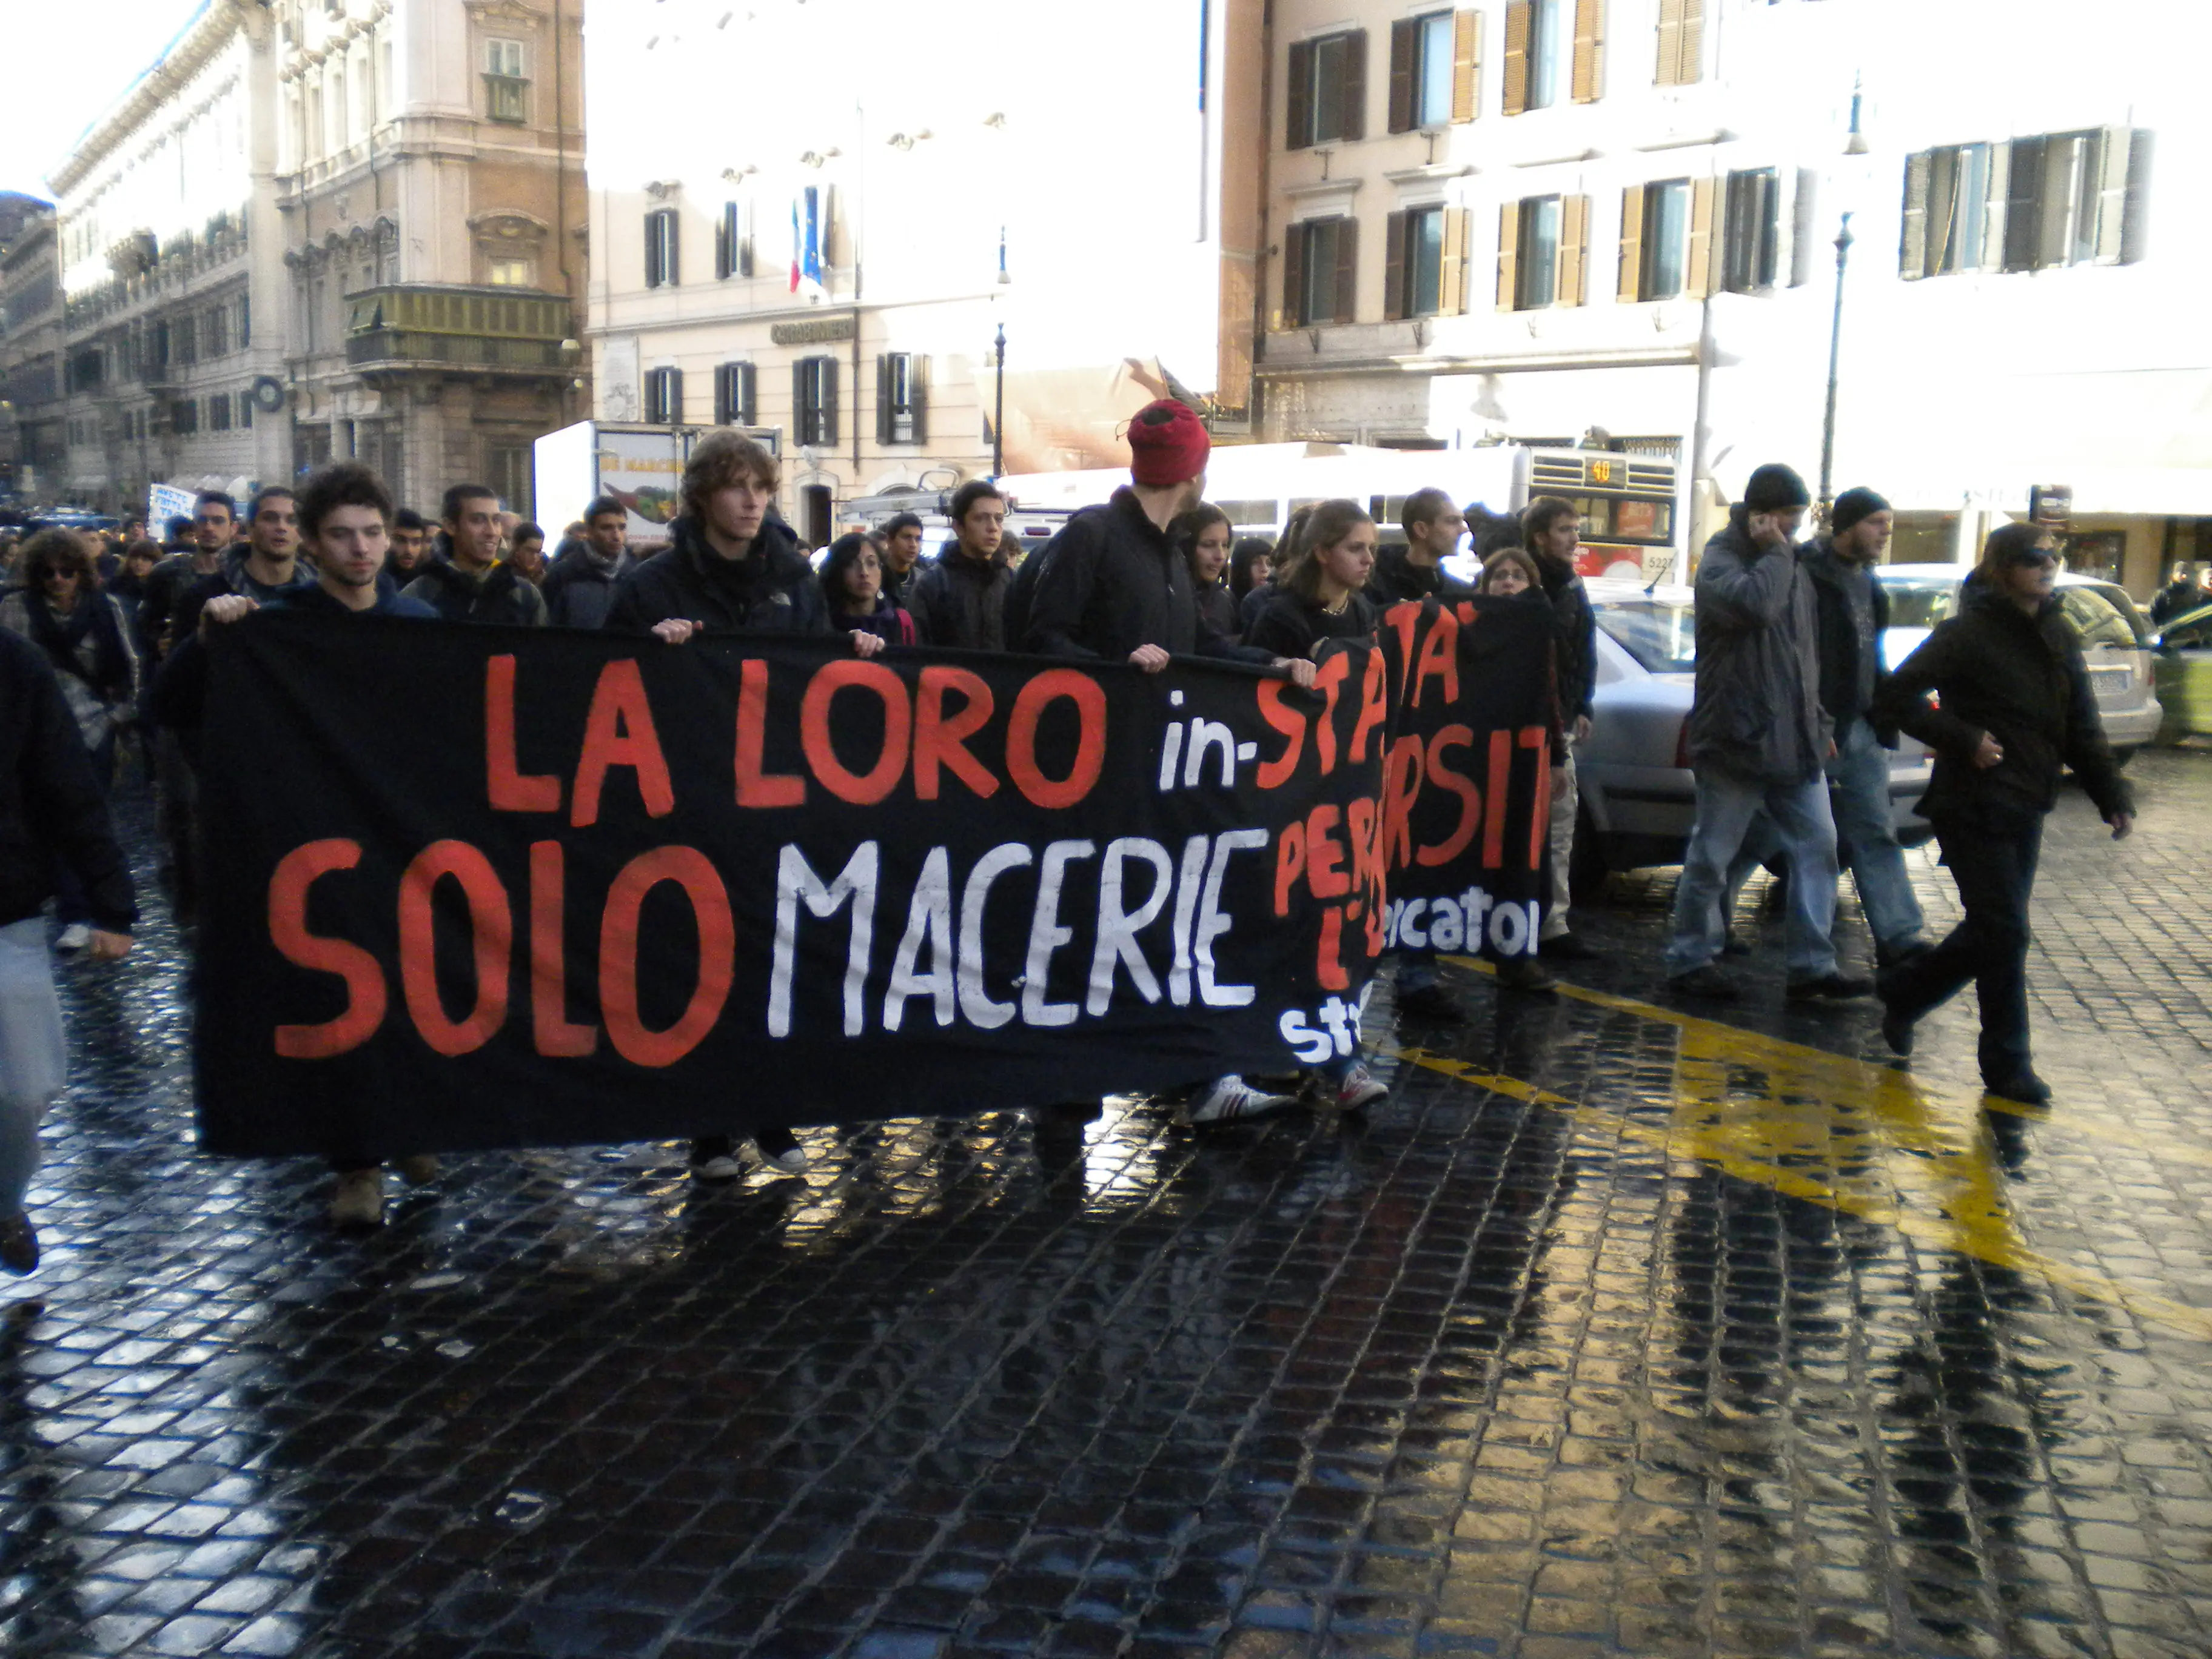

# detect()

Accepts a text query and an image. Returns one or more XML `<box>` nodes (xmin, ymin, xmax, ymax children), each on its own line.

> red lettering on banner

<box><xmin>1483</xmin><ymin>728</ymin><xmax>1512</xmax><ymax>869</ymax></box>
<box><xmin>1522</xmin><ymin>725</ymin><xmax>1552</xmax><ymax>870</ymax></box>
<box><xmin>1315</xmin><ymin>904</ymin><xmax>1350</xmax><ymax>991</ymax></box>
<box><xmin>1255</xmin><ymin>679</ymin><xmax>1305</xmax><ymax>789</ymax></box>
<box><xmin>485</xmin><ymin>655</ymin><xmax>561</xmax><ymax>813</ymax></box>
<box><xmin>802</xmin><ymin>660</ymin><xmax>913</xmax><ymax>806</ymax></box>
<box><xmin>269</xmin><ymin>840</ymin><xmax>386</xmax><ymax>1059</ymax></box>
<box><xmin>1382</xmin><ymin>600</ymin><xmax>1424</xmax><ymax>674</ymax></box>
<box><xmin>1419</xmin><ymin>725</ymin><xmax>1480</xmax><ymax>868</ymax></box>
<box><xmin>1348</xmin><ymin>648</ymin><xmax>1389</xmax><ymax>763</ymax></box>
<box><xmin>1310</xmin><ymin>652</ymin><xmax>1351</xmax><ymax>775</ymax></box>
<box><xmin>598</xmin><ymin>847</ymin><xmax>735</xmax><ymax>1067</ymax></box>
<box><xmin>1005</xmin><ymin>670</ymin><xmax>1106</xmax><ymax>809</ymax></box>
<box><xmin>397</xmin><ymin>840</ymin><xmax>512</xmax><ymax>1056</ymax></box>
<box><xmin>914</xmin><ymin>666</ymin><xmax>998</xmax><ymax>800</ymax></box>
<box><xmin>528</xmin><ymin>841</ymin><xmax>598</xmax><ymax>1057</ymax></box>
<box><xmin>1305</xmin><ymin>803</ymin><xmax>1349</xmax><ymax>899</ymax></box>
<box><xmin>1273</xmin><ymin>820</ymin><xmax>1307</xmax><ymax>917</ymax></box>
<box><xmin>735</xmin><ymin>657</ymin><xmax>806</xmax><ymax>808</ymax></box>
<box><xmin>1409</xmin><ymin>606</ymin><xmax>1460</xmax><ymax>708</ymax></box>
<box><xmin>1382</xmin><ymin>734</ymin><xmax>1426</xmax><ymax>870</ymax></box>
<box><xmin>1347</xmin><ymin>796</ymin><xmax>1383</xmax><ymax>898</ymax></box>
<box><xmin>570</xmin><ymin>660</ymin><xmax>675</xmax><ymax>828</ymax></box>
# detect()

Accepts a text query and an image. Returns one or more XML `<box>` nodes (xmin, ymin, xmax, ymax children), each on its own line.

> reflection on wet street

<box><xmin>7</xmin><ymin>754</ymin><xmax>2212</xmax><ymax>1658</ymax></box>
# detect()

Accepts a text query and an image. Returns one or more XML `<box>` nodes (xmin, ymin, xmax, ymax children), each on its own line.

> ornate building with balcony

<box><xmin>0</xmin><ymin>203</ymin><xmax>65</xmax><ymax>499</ymax></box>
<box><xmin>47</xmin><ymin>1</ymin><xmax>290</xmax><ymax>512</ymax></box>
<box><xmin>275</xmin><ymin>0</ymin><xmax>586</xmax><ymax>515</ymax></box>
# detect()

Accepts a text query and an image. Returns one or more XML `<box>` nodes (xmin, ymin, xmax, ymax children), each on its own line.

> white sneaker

<box><xmin>691</xmin><ymin>1153</ymin><xmax>745</xmax><ymax>1181</ymax></box>
<box><xmin>1333</xmin><ymin>1062</ymin><xmax>1389</xmax><ymax>1111</ymax></box>
<box><xmin>757</xmin><ymin>1142</ymin><xmax>809</xmax><ymax>1175</ymax></box>
<box><xmin>329</xmin><ymin>1168</ymin><xmax>385</xmax><ymax>1228</ymax></box>
<box><xmin>1184</xmin><ymin>1074</ymin><xmax>1297</xmax><ymax>1125</ymax></box>
<box><xmin>54</xmin><ymin>924</ymin><xmax>92</xmax><ymax>952</ymax></box>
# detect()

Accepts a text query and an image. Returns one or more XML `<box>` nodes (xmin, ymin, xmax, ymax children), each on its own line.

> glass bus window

<box><xmin>1613</xmin><ymin>499</ymin><xmax>1671</xmax><ymax>541</ymax></box>
<box><xmin>1212</xmin><ymin>499</ymin><xmax>1280</xmax><ymax>528</ymax></box>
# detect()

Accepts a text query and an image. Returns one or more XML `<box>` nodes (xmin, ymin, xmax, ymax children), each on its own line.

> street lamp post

<box><xmin>991</xmin><ymin>322</ymin><xmax>1006</xmax><ymax>481</ymax></box>
<box><xmin>1817</xmin><ymin>212</ymin><xmax>1854</xmax><ymax>525</ymax></box>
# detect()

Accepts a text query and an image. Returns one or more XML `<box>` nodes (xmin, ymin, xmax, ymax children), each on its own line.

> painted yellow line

<box><xmin>1439</xmin><ymin>954</ymin><xmax>2212</xmax><ymax>1172</ymax></box>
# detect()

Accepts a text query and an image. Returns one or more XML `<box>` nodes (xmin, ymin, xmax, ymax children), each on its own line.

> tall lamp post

<box><xmin>1817</xmin><ymin>78</ymin><xmax>1872</xmax><ymax>526</ymax></box>
<box><xmin>990</xmin><ymin>226</ymin><xmax>1010</xmax><ymax>480</ymax></box>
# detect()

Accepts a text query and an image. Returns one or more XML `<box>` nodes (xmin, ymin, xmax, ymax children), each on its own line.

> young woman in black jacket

<box><xmin>1872</xmin><ymin>523</ymin><xmax>2136</xmax><ymax>1103</ymax></box>
<box><xmin>1173</xmin><ymin>504</ymin><xmax>1241</xmax><ymax>644</ymax></box>
<box><xmin>1247</xmin><ymin>499</ymin><xmax>1381</xmax><ymax>660</ymax></box>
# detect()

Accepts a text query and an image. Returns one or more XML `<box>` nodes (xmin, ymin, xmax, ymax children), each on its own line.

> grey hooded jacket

<box><xmin>1685</xmin><ymin>507</ymin><xmax>1832</xmax><ymax>784</ymax></box>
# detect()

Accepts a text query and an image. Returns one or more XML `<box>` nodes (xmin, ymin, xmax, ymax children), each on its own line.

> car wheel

<box><xmin>1569</xmin><ymin>809</ymin><xmax>1609</xmax><ymax>902</ymax></box>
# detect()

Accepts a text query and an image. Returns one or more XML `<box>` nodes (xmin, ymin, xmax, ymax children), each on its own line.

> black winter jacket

<box><xmin>0</xmin><ymin>629</ymin><xmax>135</xmax><ymax>931</ymax></box>
<box><xmin>603</xmin><ymin>515</ymin><xmax>834</xmax><ymax>637</ymax></box>
<box><xmin>403</xmin><ymin>557</ymin><xmax>548</xmax><ymax>626</ymax></box>
<box><xmin>1801</xmin><ymin>538</ymin><xmax>1896</xmax><ymax>742</ymax></box>
<box><xmin>1247</xmin><ymin>589</ymin><xmax>1379</xmax><ymax>660</ymax></box>
<box><xmin>1873</xmin><ymin>586</ymin><xmax>2133</xmax><ymax>830</ymax></box>
<box><xmin>1019</xmin><ymin>488</ymin><xmax>1272</xmax><ymax>665</ymax></box>
<box><xmin>541</xmin><ymin>548</ymin><xmax>635</xmax><ymax>629</ymax></box>
<box><xmin>1365</xmin><ymin>545</ymin><xmax>1472</xmax><ymax>608</ymax></box>
<box><xmin>1533</xmin><ymin>552</ymin><xmax>1597</xmax><ymax>722</ymax></box>
<box><xmin>169</xmin><ymin>551</ymin><xmax>317</xmax><ymax>651</ymax></box>
<box><xmin>907</xmin><ymin>547</ymin><xmax>1013</xmax><ymax>651</ymax></box>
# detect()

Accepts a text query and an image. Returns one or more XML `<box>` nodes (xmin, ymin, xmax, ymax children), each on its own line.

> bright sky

<box><xmin>0</xmin><ymin>0</ymin><xmax>209</xmax><ymax>199</ymax></box>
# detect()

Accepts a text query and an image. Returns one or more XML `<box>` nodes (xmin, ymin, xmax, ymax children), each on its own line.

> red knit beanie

<box><xmin>1127</xmin><ymin>399</ymin><xmax>1211</xmax><ymax>488</ymax></box>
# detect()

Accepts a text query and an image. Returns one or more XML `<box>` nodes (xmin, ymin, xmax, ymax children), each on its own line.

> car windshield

<box><xmin>2062</xmin><ymin>583</ymin><xmax>2148</xmax><ymax>649</ymax></box>
<box><xmin>1883</xmin><ymin>578</ymin><xmax>1960</xmax><ymax>630</ymax></box>
<box><xmin>1595</xmin><ymin>599</ymin><xmax>1697</xmax><ymax>672</ymax></box>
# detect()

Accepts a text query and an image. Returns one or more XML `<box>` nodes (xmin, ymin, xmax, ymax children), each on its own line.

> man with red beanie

<box><xmin>1016</xmin><ymin>399</ymin><xmax>1316</xmax><ymax>1125</ymax></box>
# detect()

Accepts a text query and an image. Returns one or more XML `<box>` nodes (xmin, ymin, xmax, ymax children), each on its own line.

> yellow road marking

<box><xmin>1387</xmin><ymin>962</ymin><xmax>2212</xmax><ymax>1343</ymax></box>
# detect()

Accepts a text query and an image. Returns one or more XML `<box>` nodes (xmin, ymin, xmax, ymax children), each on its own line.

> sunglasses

<box><xmin>2006</xmin><ymin>552</ymin><xmax>2059</xmax><ymax>570</ymax></box>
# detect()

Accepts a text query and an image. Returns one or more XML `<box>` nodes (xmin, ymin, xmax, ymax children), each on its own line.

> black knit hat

<box><xmin>1743</xmin><ymin>463</ymin><xmax>1812</xmax><ymax>513</ymax></box>
<box><xmin>1830</xmin><ymin>486</ymin><xmax>1891</xmax><ymax>537</ymax></box>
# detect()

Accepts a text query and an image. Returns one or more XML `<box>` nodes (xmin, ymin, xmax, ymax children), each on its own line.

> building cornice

<box><xmin>49</xmin><ymin>2</ymin><xmax>243</xmax><ymax>198</ymax></box>
<box><xmin>1256</xmin><ymin>344</ymin><xmax>1701</xmax><ymax>380</ymax></box>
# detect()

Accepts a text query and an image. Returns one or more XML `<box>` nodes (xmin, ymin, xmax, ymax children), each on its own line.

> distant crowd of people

<box><xmin>0</xmin><ymin>399</ymin><xmax>2139</xmax><ymax>1256</ymax></box>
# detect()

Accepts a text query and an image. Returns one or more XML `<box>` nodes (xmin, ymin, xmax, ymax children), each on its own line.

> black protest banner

<box><xmin>1369</xmin><ymin>595</ymin><xmax>1557</xmax><ymax>960</ymax></box>
<box><xmin>193</xmin><ymin>614</ymin><xmax>1396</xmax><ymax>1159</ymax></box>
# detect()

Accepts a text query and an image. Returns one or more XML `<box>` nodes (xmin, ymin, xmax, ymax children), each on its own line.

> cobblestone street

<box><xmin>8</xmin><ymin>752</ymin><xmax>2212</xmax><ymax>1659</ymax></box>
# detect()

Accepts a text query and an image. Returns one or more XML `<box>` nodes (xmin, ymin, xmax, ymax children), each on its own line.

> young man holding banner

<box><xmin>605</xmin><ymin>427</ymin><xmax>880</xmax><ymax>1179</ymax></box>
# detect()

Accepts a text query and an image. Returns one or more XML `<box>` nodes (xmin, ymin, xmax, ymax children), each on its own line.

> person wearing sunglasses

<box><xmin>1872</xmin><ymin>522</ymin><xmax>2136</xmax><ymax>1104</ymax></box>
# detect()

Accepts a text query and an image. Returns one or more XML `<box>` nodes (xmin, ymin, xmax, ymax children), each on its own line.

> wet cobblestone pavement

<box><xmin>11</xmin><ymin>753</ymin><xmax>2212</xmax><ymax>1658</ymax></box>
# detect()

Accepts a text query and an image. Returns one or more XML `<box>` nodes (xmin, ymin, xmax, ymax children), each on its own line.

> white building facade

<box><xmin>49</xmin><ymin>0</ymin><xmax>290</xmax><ymax>512</ymax></box>
<box><xmin>1255</xmin><ymin>0</ymin><xmax>2212</xmax><ymax>592</ymax></box>
<box><xmin>581</xmin><ymin>0</ymin><xmax>1265</xmax><ymax>545</ymax></box>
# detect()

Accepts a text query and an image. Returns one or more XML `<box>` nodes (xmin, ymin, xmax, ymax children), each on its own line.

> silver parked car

<box><xmin>1572</xmin><ymin>578</ymin><xmax>1934</xmax><ymax>889</ymax></box>
<box><xmin>1875</xmin><ymin>564</ymin><xmax>2162</xmax><ymax>760</ymax></box>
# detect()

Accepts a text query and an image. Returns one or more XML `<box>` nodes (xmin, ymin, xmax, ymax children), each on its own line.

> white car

<box><xmin>1572</xmin><ymin>578</ymin><xmax>1934</xmax><ymax>889</ymax></box>
<box><xmin>1875</xmin><ymin>564</ymin><xmax>2162</xmax><ymax>760</ymax></box>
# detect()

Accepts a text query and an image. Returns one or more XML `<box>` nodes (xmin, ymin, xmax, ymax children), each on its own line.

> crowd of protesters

<box><xmin>0</xmin><ymin>398</ymin><xmax>2139</xmax><ymax>1250</ymax></box>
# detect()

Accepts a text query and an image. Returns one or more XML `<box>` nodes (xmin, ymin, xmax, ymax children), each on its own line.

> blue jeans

<box><xmin>0</xmin><ymin>919</ymin><xmax>66</xmax><ymax>1217</ymax></box>
<box><xmin>1666</xmin><ymin>771</ymin><xmax>1840</xmax><ymax>979</ymax></box>
<box><xmin>1727</xmin><ymin>719</ymin><xmax>1925</xmax><ymax>954</ymax></box>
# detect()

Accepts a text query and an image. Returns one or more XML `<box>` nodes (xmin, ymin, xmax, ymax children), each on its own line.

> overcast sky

<box><xmin>0</xmin><ymin>0</ymin><xmax>207</xmax><ymax>199</ymax></box>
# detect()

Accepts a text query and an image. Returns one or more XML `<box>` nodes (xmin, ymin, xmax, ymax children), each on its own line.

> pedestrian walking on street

<box><xmin>905</xmin><ymin>483</ymin><xmax>1014</xmax><ymax>651</ymax></box>
<box><xmin>107</xmin><ymin>540</ymin><xmax>162</xmax><ymax>626</ymax></box>
<box><xmin>1175</xmin><ymin>503</ymin><xmax>1241</xmax><ymax>644</ymax></box>
<box><xmin>541</xmin><ymin>497</ymin><xmax>635</xmax><ymax>629</ymax></box>
<box><xmin>1366</xmin><ymin>488</ymin><xmax>1470</xmax><ymax>608</ymax></box>
<box><xmin>1228</xmin><ymin>536</ymin><xmax>1273</xmax><ymax>614</ymax></box>
<box><xmin>1523</xmin><ymin>498</ymin><xmax>1601</xmax><ymax>962</ymax></box>
<box><xmin>387</xmin><ymin>508</ymin><xmax>431</xmax><ymax>579</ymax></box>
<box><xmin>0</xmin><ymin>628</ymin><xmax>135</xmax><ymax>1275</ymax></box>
<box><xmin>604</xmin><ymin>427</ymin><xmax>880</xmax><ymax>1182</ymax></box>
<box><xmin>1467</xmin><ymin>547</ymin><xmax>1564</xmax><ymax>996</ymax></box>
<box><xmin>404</xmin><ymin>484</ymin><xmax>548</xmax><ymax>626</ymax></box>
<box><xmin>1018</xmin><ymin>398</ymin><xmax>1313</xmax><ymax>1126</ymax></box>
<box><xmin>506</xmin><ymin>522</ymin><xmax>549</xmax><ymax>586</ymax></box>
<box><xmin>166</xmin><ymin>488</ymin><xmax>314</xmax><ymax>652</ymax></box>
<box><xmin>1663</xmin><ymin>464</ymin><xmax>1866</xmax><ymax>1003</ymax></box>
<box><xmin>2150</xmin><ymin>563</ymin><xmax>2204</xmax><ymax>626</ymax></box>
<box><xmin>0</xmin><ymin>531</ymin><xmax>140</xmax><ymax>952</ymax></box>
<box><xmin>1872</xmin><ymin>523</ymin><xmax>2135</xmax><ymax>1104</ymax></box>
<box><xmin>820</xmin><ymin>532</ymin><xmax>917</xmax><ymax>645</ymax></box>
<box><xmin>879</xmin><ymin>512</ymin><xmax>926</xmax><ymax>609</ymax></box>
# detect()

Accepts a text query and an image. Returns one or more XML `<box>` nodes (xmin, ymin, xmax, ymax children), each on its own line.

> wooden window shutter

<box><xmin>2003</xmin><ymin>136</ymin><xmax>2044</xmax><ymax>271</ymax></box>
<box><xmin>1282</xmin><ymin>221</ymin><xmax>1307</xmax><ymax>326</ymax></box>
<box><xmin>1617</xmin><ymin>183</ymin><xmax>1646</xmax><ymax>301</ymax></box>
<box><xmin>664</xmin><ymin>213</ymin><xmax>679</xmax><ymax>286</ymax></box>
<box><xmin>1686</xmin><ymin>176</ymin><xmax>1717</xmax><ymax>296</ymax></box>
<box><xmin>1452</xmin><ymin>10</ymin><xmax>1480</xmax><ymax>122</ymax></box>
<box><xmin>668</xmin><ymin>367</ymin><xmax>685</xmax><ymax>423</ymax></box>
<box><xmin>1287</xmin><ymin>39</ymin><xmax>1314</xmax><ymax>148</ymax></box>
<box><xmin>1502</xmin><ymin>2</ymin><xmax>1530</xmax><ymax>116</ymax></box>
<box><xmin>1980</xmin><ymin>142</ymin><xmax>2011</xmax><ymax>273</ymax></box>
<box><xmin>1496</xmin><ymin>201</ymin><xmax>1520</xmax><ymax>309</ymax></box>
<box><xmin>793</xmin><ymin>360</ymin><xmax>809</xmax><ymax>439</ymax></box>
<box><xmin>1333</xmin><ymin>216</ymin><xmax>1359</xmax><ymax>322</ymax></box>
<box><xmin>1389</xmin><ymin>20</ymin><xmax>1416</xmax><ymax>135</ymax></box>
<box><xmin>1440</xmin><ymin>208</ymin><xmax>1469</xmax><ymax>314</ymax></box>
<box><xmin>715</xmin><ymin>364</ymin><xmax>732</xmax><ymax>425</ymax></box>
<box><xmin>1677</xmin><ymin>0</ymin><xmax>1704</xmax><ymax>85</ymax></box>
<box><xmin>2094</xmin><ymin>126</ymin><xmax>2133</xmax><ymax>264</ymax></box>
<box><xmin>644</xmin><ymin>214</ymin><xmax>662</xmax><ymax>286</ymax></box>
<box><xmin>1655</xmin><ymin>0</ymin><xmax>1683</xmax><ymax>86</ymax></box>
<box><xmin>1899</xmin><ymin>150</ymin><xmax>1931</xmax><ymax>278</ymax></box>
<box><xmin>1558</xmin><ymin>194</ymin><xmax>1589</xmax><ymax>305</ymax></box>
<box><xmin>1341</xmin><ymin>30</ymin><xmax>1369</xmax><ymax>140</ymax></box>
<box><xmin>876</xmin><ymin>355</ymin><xmax>893</xmax><ymax>446</ymax></box>
<box><xmin>822</xmin><ymin>357</ymin><xmax>838</xmax><ymax>447</ymax></box>
<box><xmin>911</xmin><ymin>356</ymin><xmax>928</xmax><ymax>445</ymax></box>
<box><xmin>1572</xmin><ymin>0</ymin><xmax>1604</xmax><ymax>104</ymax></box>
<box><xmin>1384</xmin><ymin>212</ymin><xmax>1407</xmax><ymax>321</ymax></box>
